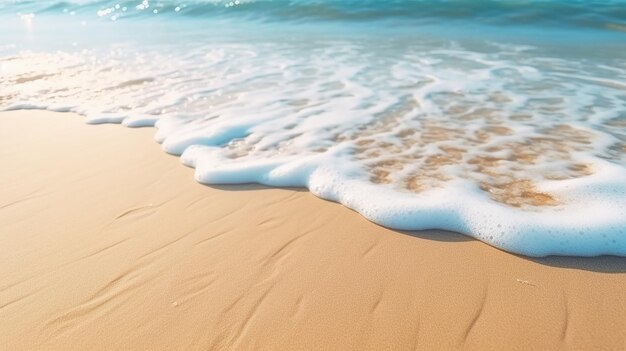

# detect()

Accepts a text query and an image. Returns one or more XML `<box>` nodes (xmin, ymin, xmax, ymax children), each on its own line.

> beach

<box><xmin>1</xmin><ymin>110</ymin><xmax>625</xmax><ymax>350</ymax></box>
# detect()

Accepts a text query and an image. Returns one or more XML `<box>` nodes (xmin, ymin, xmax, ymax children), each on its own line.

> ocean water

<box><xmin>1</xmin><ymin>0</ymin><xmax>625</xmax><ymax>256</ymax></box>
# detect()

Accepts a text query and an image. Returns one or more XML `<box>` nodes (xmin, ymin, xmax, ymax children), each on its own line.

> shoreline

<box><xmin>1</xmin><ymin>110</ymin><xmax>625</xmax><ymax>350</ymax></box>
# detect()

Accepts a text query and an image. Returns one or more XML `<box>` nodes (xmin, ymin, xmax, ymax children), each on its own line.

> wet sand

<box><xmin>1</xmin><ymin>110</ymin><xmax>625</xmax><ymax>350</ymax></box>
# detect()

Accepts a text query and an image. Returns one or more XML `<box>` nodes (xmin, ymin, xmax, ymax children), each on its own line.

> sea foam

<box><xmin>1</xmin><ymin>2</ymin><xmax>625</xmax><ymax>256</ymax></box>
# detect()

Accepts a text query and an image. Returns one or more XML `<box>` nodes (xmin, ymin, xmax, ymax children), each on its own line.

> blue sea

<box><xmin>1</xmin><ymin>0</ymin><xmax>625</xmax><ymax>256</ymax></box>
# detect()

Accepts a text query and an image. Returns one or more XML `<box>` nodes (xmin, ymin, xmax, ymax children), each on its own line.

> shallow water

<box><xmin>1</xmin><ymin>0</ymin><xmax>626</xmax><ymax>256</ymax></box>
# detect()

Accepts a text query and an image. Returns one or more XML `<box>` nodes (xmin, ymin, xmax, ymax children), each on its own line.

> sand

<box><xmin>1</xmin><ymin>110</ymin><xmax>625</xmax><ymax>350</ymax></box>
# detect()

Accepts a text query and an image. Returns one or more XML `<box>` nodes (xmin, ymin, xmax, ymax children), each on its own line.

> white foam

<box><xmin>85</xmin><ymin>113</ymin><xmax>127</xmax><ymax>124</ymax></box>
<box><xmin>2</xmin><ymin>38</ymin><xmax>625</xmax><ymax>257</ymax></box>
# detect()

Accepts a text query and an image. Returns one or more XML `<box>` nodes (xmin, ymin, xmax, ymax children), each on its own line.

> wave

<box><xmin>2</xmin><ymin>0</ymin><xmax>626</xmax><ymax>257</ymax></box>
<box><xmin>2</xmin><ymin>35</ymin><xmax>626</xmax><ymax>256</ymax></box>
<box><xmin>2</xmin><ymin>0</ymin><xmax>626</xmax><ymax>32</ymax></box>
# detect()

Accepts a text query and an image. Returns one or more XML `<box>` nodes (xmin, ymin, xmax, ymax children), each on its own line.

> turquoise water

<box><xmin>2</xmin><ymin>0</ymin><xmax>626</xmax><ymax>28</ymax></box>
<box><xmin>1</xmin><ymin>1</ymin><xmax>626</xmax><ymax>256</ymax></box>
<box><xmin>2</xmin><ymin>0</ymin><xmax>626</xmax><ymax>44</ymax></box>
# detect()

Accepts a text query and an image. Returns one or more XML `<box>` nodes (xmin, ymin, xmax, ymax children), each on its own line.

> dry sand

<box><xmin>1</xmin><ymin>110</ymin><xmax>626</xmax><ymax>350</ymax></box>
